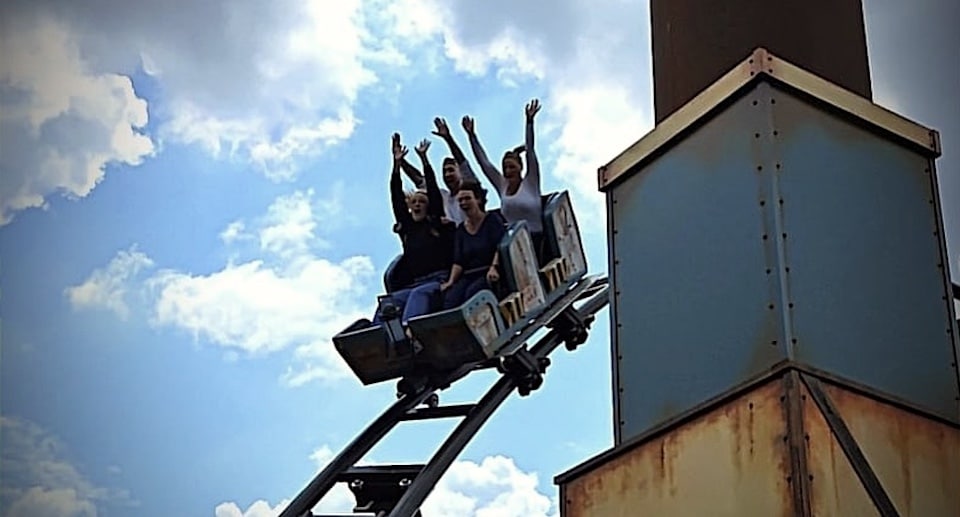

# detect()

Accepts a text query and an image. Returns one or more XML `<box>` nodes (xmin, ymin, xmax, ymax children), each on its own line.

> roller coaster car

<box><xmin>333</xmin><ymin>190</ymin><xmax>587</xmax><ymax>388</ymax></box>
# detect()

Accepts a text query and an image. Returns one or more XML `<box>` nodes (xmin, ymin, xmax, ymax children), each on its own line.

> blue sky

<box><xmin>1</xmin><ymin>0</ymin><xmax>957</xmax><ymax>516</ymax></box>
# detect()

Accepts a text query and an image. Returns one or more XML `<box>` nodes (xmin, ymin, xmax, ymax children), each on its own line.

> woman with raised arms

<box><xmin>373</xmin><ymin>134</ymin><xmax>455</xmax><ymax>327</ymax></box>
<box><xmin>461</xmin><ymin>99</ymin><xmax>545</xmax><ymax>254</ymax></box>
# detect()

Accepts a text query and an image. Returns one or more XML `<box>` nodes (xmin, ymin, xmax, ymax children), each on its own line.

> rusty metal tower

<box><xmin>556</xmin><ymin>1</ymin><xmax>960</xmax><ymax>515</ymax></box>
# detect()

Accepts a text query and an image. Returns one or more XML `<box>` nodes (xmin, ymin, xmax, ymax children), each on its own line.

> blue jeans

<box><xmin>441</xmin><ymin>270</ymin><xmax>490</xmax><ymax>310</ymax></box>
<box><xmin>372</xmin><ymin>271</ymin><xmax>447</xmax><ymax>325</ymax></box>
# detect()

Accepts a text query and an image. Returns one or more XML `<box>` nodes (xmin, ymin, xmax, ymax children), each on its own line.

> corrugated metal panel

<box><xmin>770</xmin><ymin>89</ymin><xmax>960</xmax><ymax>422</ymax></box>
<box><xmin>610</xmin><ymin>82</ymin><xmax>789</xmax><ymax>443</ymax></box>
<box><xmin>563</xmin><ymin>380</ymin><xmax>794</xmax><ymax>517</ymax></box>
<box><xmin>806</xmin><ymin>382</ymin><xmax>960</xmax><ymax>517</ymax></box>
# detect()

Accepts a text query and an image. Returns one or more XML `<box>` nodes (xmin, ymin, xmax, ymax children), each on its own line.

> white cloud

<box><xmin>66</xmin><ymin>187</ymin><xmax>375</xmax><ymax>385</ymax></box>
<box><xmin>215</xmin><ymin>499</ymin><xmax>290</xmax><ymax>517</ymax></box>
<box><xmin>220</xmin><ymin>451</ymin><xmax>557</xmax><ymax>517</ymax></box>
<box><xmin>65</xmin><ymin>245</ymin><xmax>155</xmax><ymax>320</ymax></box>
<box><xmin>220</xmin><ymin>221</ymin><xmax>251</xmax><ymax>245</ymax></box>
<box><xmin>0</xmin><ymin>0</ymin><xmax>415</xmax><ymax>222</ymax></box>
<box><xmin>422</xmin><ymin>456</ymin><xmax>557</xmax><ymax>517</ymax></box>
<box><xmin>150</xmin><ymin>255</ymin><xmax>374</xmax><ymax>376</ymax></box>
<box><xmin>0</xmin><ymin>417</ymin><xmax>135</xmax><ymax>516</ymax></box>
<box><xmin>144</xmin><ymin>188</ymin><xmax>374</xmax><ymax>384</ymax></box>
<box><xmin>259</xmin><ymin>190</ymin><xmax>326</xmax><ymax>258</ymax></box>
<box><xmin>380</xmin><ymin>0</ymin><xmax>653</xmax><ymax>228</ymax></box>
<box><xmin>0</xmin><ymin>16</ymin><xmax>154</xmax><ymax>225</ymax></box>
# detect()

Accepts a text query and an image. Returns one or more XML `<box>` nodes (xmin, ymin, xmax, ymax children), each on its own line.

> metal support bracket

<box><xmin>800</xmin><ymin>374</ymin><xmax>901</xmax><ymax>517</ymax></box>
<box><xmin>338</xmin><ymin>465</ymin><xmax>425</xmax><ymax>516</ymax></box>
<box><xmin>548</xmin><ymin>306</ymin><xmax>593</xmax><ymax>351</ymax></box>
<box><xmin>279</xmin><ymin>276</ymin><xmax>610</xmax><ymax>517</ymax></box>
<box><xmin>498</xmin><ymin>347</ymin><xmax>551</xmax><ymax>397</ymax></box>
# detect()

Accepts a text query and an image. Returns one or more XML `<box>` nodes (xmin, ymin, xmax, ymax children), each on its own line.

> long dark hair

<box><xmin>502</xmin><ymin>144</ymin><xmax>525</xmax><ymax>169</ymax></box>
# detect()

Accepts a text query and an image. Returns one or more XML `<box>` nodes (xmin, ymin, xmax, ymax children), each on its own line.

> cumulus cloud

<box><xmin>65</xmin><ymin>245</ymin><xmax>155</xmax><ymax>319</ymax></box>
<box><xmin>146</xmin><ymin>188</ymin><xmax>374</xmax><ymax>384</ymax></box>
<box><xmin>215</xmin><ymin>499</ymin><xmax>290</xmax><ymax>517</ymax></box>
<box><xmin>1</xmin><ymin>0</ymin><xmax>405</xmax><ymax>182</ymax></box>
<box><xmin>0</xmin><ymin>0</ymin><xmax>420</xmax><ymax>223</ymax></box>
<box><xmin>220</xmin><ymin>450</ymin><xmax>557</xmax><ymax>517</ymax></box>
<box><xmin>382</xmin><ymin>0</ymin><xmax>654</xmax><ymax>226</ymax></box>
<box><xmin>0</xmin><ymin>417</ymin><xmax>135</xmax><ymax>516</ymax></box>
<box><xmin>0</xmin><ymin>16</ymin><xmax>154</xmax><ymax>225</ymax></box>
<box><xmin>67</xmin><ymin>187</ymin><xmax>375</xmax><ymax>385</ymax></box>
<box><xmin>421</xmin><ymin>456</ymin><xmax>557</xmax><ymax>517</ymax></box>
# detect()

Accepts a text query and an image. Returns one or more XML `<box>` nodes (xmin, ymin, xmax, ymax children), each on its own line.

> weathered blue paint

<box><xmin>609</xmin><ymin>79</ymin><xmax>959</xmax><ymax>443</ymax></box>
<box><xmin>610</xmin><ymin>83</ymin><xmax>789</xmax><ymax>443</ymax></box>
<box><xmin>770</xmin><ymin>90</ymin><xmax>959</xmax><ymax>420</ymax></box>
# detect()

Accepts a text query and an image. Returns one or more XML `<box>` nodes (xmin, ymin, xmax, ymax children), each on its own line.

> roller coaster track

<box><xmin>279</xmin><ymin>274</ymin><xmax>610</xmax><ymax>517</ymax></box>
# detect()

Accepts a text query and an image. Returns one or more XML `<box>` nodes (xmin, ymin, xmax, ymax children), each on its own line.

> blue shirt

<box><xmin>453</xmin><ymin>212</ymin><xmax>507</xmax><ymax>271</ymax></box>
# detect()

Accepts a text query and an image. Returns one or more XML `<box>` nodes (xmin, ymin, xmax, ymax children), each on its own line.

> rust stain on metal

<box><xmin>801</xmin><ymin>381</ymin><xmax>880</xmax><ymax>516</ymax></box>
<box><xmin>821</xmin><ymin>382</ymin><xmax>960</xmax><ymax>517</ymax></box>
<box><xmin>562</xmin><ymin>380</ymin><xmax>795</xmax><ymax>517</ymax></box>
